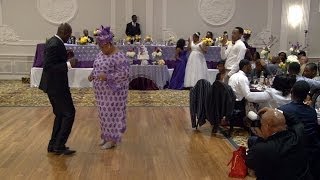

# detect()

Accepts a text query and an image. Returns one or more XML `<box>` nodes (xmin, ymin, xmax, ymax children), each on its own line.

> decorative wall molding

<box><xmin>0</xmin><ymin>55</ymin><xmax>34</xmax><ymax>79</ymax></box>
<box><xmin>198</xmin><ymin>0</ymin><xmax>235</xmax><ymax>26</ymax></box>
<box><xmin>37</xmin><ymin>0</ymin><xmax>78</xmax><ymax>25</ymax></box>
<box><xmin>0</xmin><ymin>25</ymin><xmax>19</xmax><ymax>43</ymax></box>
<box><xmin>251</xmin><ymin>29</ymin><xmax>272</xmax><ymax>48</ymax></box>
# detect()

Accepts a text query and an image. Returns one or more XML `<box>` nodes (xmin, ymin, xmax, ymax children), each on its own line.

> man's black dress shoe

<box><xmin>53</xmin><ymin>149</ymin><xmax>76</xmax><ymax>155</ymax></box>
<box><xmin>48</xmin><ymin>146</ymin><xmax>69</xmax><ymax>153</ymax></box>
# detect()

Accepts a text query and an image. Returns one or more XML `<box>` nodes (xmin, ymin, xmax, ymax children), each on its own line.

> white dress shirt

<box><xmin>221</xmin><ymin>39</ymin><xmax>247</xmax><ymax>77</ymax></box>
<box><xmin>260</xmin><ymin>88</ymin><xmax>291</xmax><ymax>108</ymax></box>
<box><xmin>132</xmin><ymin>22</ymin><xmax>136</xmax><ymax>27</ymax></box>
<box><xmin>228</xmin><ymin>70</ymin><xmax>271</xmax><ymax>102</ymax></box>
<box><xmin>55</xmin><ymin>34</ymin><xmax>72</xmax><ymax>69</ymax></box>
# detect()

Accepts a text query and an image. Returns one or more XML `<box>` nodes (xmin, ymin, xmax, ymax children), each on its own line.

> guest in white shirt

<box><xmin>303</xmin><ymin>63</ymin><xmax>320</xmax><ymax>81</ymax></box>
<box><xmin>262</xmin><ymin>75</ymin><xmax>296</xmax><ymax>108</ymax></box>
<box><xmin>228</xmin><ymin>59</ymin><xmax>271</xmax><ymax>103</ymax></box>
<box><xmin>221</xmin><ymin>27</ymin><xmax>247</xmax><ymax>82</ymax></box>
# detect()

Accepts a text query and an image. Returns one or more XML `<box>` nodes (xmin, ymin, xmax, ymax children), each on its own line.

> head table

<box><xmin>32</xmin><ymin>44</ymin><xmax>221</xmax><ymax>69</ymax></box>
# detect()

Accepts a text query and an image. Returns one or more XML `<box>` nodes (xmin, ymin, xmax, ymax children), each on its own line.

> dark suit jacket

<box><xmin>39</xmin><ymin>36</ymin><xmax>69</xmax><ymax>95</ymax></box>
<box><xmin>246</xmin><ymin>113</ymin><xmax>312</xmax><ymax>180</ymax></box>
<box><xmin>206</xmin><ymin>81</ymin><xmax>236</xmax><ymax>125</ymax></box>
<box><xmin>125</xmin><ymin>22</ymin><xmax>141</xmax><ymax>36</ymax></box>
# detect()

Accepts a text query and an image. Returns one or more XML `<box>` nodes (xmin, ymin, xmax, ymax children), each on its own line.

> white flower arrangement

<box><xmin>287</xmin><ymin>55</ymin><xmax>299</xmax><ymax>64</ymax></box>
<box><xmin>126</xmin><ymin>51</ymin><xmax>136</xmax><ymax>58</ymax></box>
<box><xmin>152</xmin><ymin>48</ymin><xmax>163</xmax><ymax>59</ymax></box>
<box><xmin>152</xmin><ymin>51</ymin><xmax>162</xmax><ymax>58</ymax></box>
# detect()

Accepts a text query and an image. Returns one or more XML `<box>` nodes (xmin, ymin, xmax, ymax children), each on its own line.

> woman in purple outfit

<box><xmin>168</xmin><ymin>39</ymin><xmax>188</xmax><ymax>89</ymax></box>
<box><xmin>88</xmin><ymin>26</ymin><xmax>130</xmax><ymax>149</ymax></box>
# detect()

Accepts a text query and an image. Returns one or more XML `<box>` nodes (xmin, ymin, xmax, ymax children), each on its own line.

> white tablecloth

<box><xmin>30</xmin><ymin>68</ymin><xmax>218</xmax><ymax>88</ymax></box>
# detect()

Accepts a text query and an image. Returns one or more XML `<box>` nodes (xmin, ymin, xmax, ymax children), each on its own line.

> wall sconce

<box><xmin>288</xmin><ymin>5</ymin><xmax>303</xmax><ymax>28</ymax></box>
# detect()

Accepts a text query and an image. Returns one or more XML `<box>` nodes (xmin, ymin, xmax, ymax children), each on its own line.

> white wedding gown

<box><xmin>184</xmin><ymin>41</ymin><xmax>208</xmax><ymax>87</ymax></box>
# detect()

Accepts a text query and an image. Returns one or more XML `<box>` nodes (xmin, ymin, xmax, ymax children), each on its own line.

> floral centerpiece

<box><xmin>144</xmin><ymin>35</ymin><xmax>153</xmax><ymax>44</ymax></box>
<box><xmin>167</xmin><ymin>36</ymin><xmax>175</xmax><ymax>45</ymax></box>
<box><xmin>157</xmin><ymin>59</ymin><xmax>165</xmax><ymax>65</ymax></box>
<box><xmin>93</xmin><ymin>29</ymin><xmax>101</xmax><ymax>36</ymax></box>
<box><xmin>77</xmin><ymin>36</ymin><xmax>90</xmax><ymax>45</ymax></box>
<box><xmin>151</xmin><ymin>47</ymin><xmax>162</xmax><ymax>59</ymax></box>
<box><xmin>278</xmin><ymin>44</ymin><xmax>301</xmax><ymax>73</ymax></box>
<box><xmin>202</xmin><ymin>38</ymin><xmax>214</xmax><ymax>46</ymax></box>
<box><xmin>260</xmin><ymin>35</ymin><xmax>278</xmax><ymax>61</ymax></box>
<box><xmin>126</xmin><ymin>48</ymin><xmax>135</xmax><ymax>65</ymax></box>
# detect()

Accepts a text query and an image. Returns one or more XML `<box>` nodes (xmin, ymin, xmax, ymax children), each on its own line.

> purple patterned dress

<box><xmin>91</xmin><ymin>51</ymin><xmax>130</xmax><ymax>143</ymax></box>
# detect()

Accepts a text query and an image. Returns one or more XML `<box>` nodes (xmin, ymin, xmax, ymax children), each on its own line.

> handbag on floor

<box><xmin>228</xmin><ymin>146</ymin><xmax>247</xmax><ymax>178</ymax></box>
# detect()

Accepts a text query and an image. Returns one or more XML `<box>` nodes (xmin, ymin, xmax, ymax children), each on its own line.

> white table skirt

<box><xmin>30</xmin><ymin>68</ymin><xmax>218</xmax><ymax>88</ymax></box>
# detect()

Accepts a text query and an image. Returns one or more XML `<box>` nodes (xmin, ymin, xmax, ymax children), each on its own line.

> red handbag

<box><xmin>228</xmin><ymin>146</ymin><xmax>247</xmax><ymax>178</ymax></box>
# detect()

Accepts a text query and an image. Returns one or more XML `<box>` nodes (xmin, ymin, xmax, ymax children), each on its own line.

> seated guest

<box><xmin>262</xmin><ymin>75</ymin><xmax>295</xmax><ymax>108</ymax></box>
<box><xmin>288</xmin><ymin>62</ymin><xmax>320</xmax><ymax>91</ymax></box>
<box><xmin>125</xmin><ymin>15</ymin><xmax>141</xmax><ymax>37</ymax></box>
<box><xmin>228</xmin><ymin>59</ymin><xmax>271</xmax><ymax>103</ymax></box>
<box><xmin>246</xmin><ymin>107</ymin><xmax>312</xmax><ymax>179</ymax></box>
<box><xmin>216</xmin><ymin>61</ymin><xmax>227</xmax><ymax>82</ymax></box>
<box><xmin>278</xmin><ymin>81</ymin><xmax>320</xmax><ymax>178</ymax></box>
<box><xmin>298</xmin><ymin>50</ymin><xmax>307</xmax><ymax>60</ymax></box>
<box><xmin>278</xmin><ymin>51</ymin><xmax>287</xmax><ymax>63</ymax></box>
<box><xmin>251</xmin><ymin>52</ymin><xmax>269</xmax><ymax>78</ymax></box>
<box><xmin>303</xmin><ymin>63</ymin><xmax>320</xmax><ymax>80</ymax></box>
<box><xmin>299</xmin><ymin>56</ymin><xmax>309</xmax><ymax>75</ymax></box>
<box><xmin>82</xmin><ymin>29</ymin><xmax>94</xmax><ymax>43</ymax></box>
<box><xmin>266</xmin><ymin>56</ymin><xmax>282</xmax><ymax>76</ymax></box>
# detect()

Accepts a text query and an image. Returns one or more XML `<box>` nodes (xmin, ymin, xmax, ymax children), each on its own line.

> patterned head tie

<box><xmin>96</xmin><ymin>26</ymin><xmax>114</xmax><ymax>46</ymax></box>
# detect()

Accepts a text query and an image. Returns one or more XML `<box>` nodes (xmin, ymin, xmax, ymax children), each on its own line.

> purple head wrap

<box><xmin>96</xmin><ymin>26</ymin><xmax>114</xmax><ymax>46</ymax></box>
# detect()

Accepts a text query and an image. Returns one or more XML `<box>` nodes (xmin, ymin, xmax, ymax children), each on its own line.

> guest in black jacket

<box><xmin>39</xmin><ymin>23</ymin><xmax>77</xmax><ymax>155</ymax></box>
<box><xmin>246</xmin><ymin>107</ymin><xmax>312</xmax><ymax>180</ymax></box>
<box><xmin>125</xmin><ymin>15</ymin><xmax>141</xmax><ymax>37</ymax></box>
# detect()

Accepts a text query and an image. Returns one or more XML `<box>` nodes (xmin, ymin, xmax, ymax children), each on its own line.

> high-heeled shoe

<box><xmin>99</xmin><ymin>139</ymin><xmax>107</xmax><ymax>146</ymax></box>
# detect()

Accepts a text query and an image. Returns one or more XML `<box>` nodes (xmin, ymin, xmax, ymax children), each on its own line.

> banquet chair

<box><xmin>189</xmin><ymin>79</ymin><xmax>211</xmax><ymax>129</ymax></box>
<box><xmin>206</xmin><ymin>80</ymin><xmax>236</xmax><ymax>136</ymax></box>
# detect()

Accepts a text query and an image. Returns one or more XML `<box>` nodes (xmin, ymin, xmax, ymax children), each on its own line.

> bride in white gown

<box><xmin>184</xmin><ymin>32</ymin><xmax>208</xmax><ymax>87</ymax></box>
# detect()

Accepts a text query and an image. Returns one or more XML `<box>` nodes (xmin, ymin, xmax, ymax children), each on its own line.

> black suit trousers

<box><xmin>48</xmin><ymin>90</ymin><xmax>75</xmax><ymax>149</ymax></box>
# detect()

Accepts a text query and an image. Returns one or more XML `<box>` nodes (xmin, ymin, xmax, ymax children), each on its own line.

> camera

<box><xmin>247</xmin><ymin>111</ymin><xmax>261</xmax><ymax>128</ymax></box>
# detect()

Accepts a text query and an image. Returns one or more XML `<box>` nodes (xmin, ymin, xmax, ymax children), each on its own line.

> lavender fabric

<box><xmin>91</xmin><ymin>51</ymin><xmax>130</xmax><ymax>143</ymax></box>
<box><xmin>33</xmin><ymin>44</ymin><xmax>221</xmax><ymax>68</ymax></box>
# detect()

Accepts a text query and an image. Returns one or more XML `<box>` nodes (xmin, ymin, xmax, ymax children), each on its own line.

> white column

<box><xmin>267</xmin><ymin>0</ymin><xmax>273</xmax><ymax>31</ymax></box>
<box><xmin>145</xmin><ymin>0</ymin><xmax>153</xmax><ymax>36</ymax></box>
<box><xmin>125</xmin><ymin>0</ymin><xmax>133</xmax><ymax>22</ymax></box>
<box><xmin>162</xmin><ymin>0</ymin><xmax>167</xmax><ymax>39</ymax></box>
<box><xmin>110</xmin><ymin>0</ymin><xmax>116</xmax><ymax>32</ymax></box>
<box><xmin>0</xmin><ymin>0</ymin><xmax>3</xmax><ymax>25</ymax></box>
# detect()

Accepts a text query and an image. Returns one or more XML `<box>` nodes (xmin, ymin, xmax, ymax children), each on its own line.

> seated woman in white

<box><xmin>262</xmin><ymin>75</ymin><xmax>296</xmax><ymax>108</ymax></box>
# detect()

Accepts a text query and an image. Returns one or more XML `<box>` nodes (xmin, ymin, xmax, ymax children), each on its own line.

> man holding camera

<box><xmin>245</xmin><ymin>107</ymin><xmax>312</xmax><ymax>179</ymax></box>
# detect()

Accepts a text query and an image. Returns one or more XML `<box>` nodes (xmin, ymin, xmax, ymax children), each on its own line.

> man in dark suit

<box><xmin>125</xmin><ymin>15</ymin><xmax>141</xmax><ymax>37</ymax></box>
<box><xmin>246</xmin><ymin>107</ymin><xmax>312</xmax><ymax>179</ymax></box>
<box><xmin>39</xmin><ymin>23</ymin><xmax>77</xmax><ymax>155</ymax></box>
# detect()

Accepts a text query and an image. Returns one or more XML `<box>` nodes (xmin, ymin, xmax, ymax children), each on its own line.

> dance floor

<box><xmin>0</xmin><ymin>107</ymin><xmax>253</xmax><ymax>180</ymax></box>
<box><xmin>0</xmin><ymin>80</ymin><xmax>252</xmax><ymax>179</ymax></box>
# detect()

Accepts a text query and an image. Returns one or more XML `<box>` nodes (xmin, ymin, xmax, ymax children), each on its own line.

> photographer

<box><xmin>245</xmin><ymin>107</ymin><xmax>312</xmax><ymax>179</ymax></box>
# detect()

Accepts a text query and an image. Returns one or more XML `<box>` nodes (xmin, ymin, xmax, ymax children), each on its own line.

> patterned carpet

<box><xmin>0</xmin><ymin>80</ymin><xmax>189</xmax><ymax>107</ymax></box>
<box><xmin>0</xmin><ymin>80</ymin><xmax>248</xmax><ymax>147</ymax></box>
